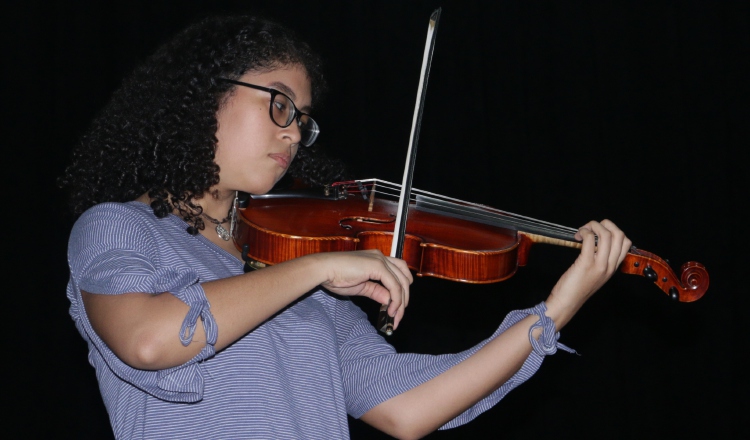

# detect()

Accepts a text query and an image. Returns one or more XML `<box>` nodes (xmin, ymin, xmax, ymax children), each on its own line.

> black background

<box><xmin>7</xmin><ymin>0</ymin><xmax>746</xmax><ymax>438</ymax></box>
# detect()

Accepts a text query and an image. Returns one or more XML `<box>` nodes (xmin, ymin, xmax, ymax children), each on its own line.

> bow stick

<box><xmin>377</xmin><ymin>8</ymin><xmax>442</xmax><ymax>335</ymax></box>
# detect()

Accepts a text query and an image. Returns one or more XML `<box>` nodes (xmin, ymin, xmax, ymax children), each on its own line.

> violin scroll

<box><xmin>621</xmin><ymin>248</ymin><xmax>708</xmax><ymax>302</ymax></box>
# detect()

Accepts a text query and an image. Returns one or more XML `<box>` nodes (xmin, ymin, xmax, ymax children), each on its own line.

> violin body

<box><xmin>236</xmin><ymin>189</ymin><xmax>525</xmax><ymax>284</ymax></box>
<box><xmin>234</xmin><ymin>181</ymin><xmax>708</xmax><ymax>302</ymax></box>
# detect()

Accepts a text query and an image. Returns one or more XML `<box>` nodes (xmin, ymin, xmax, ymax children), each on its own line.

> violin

<box><xmin>232</xmin><ymin>8</ymin><xmax>708</xmax><ymax>335</ymax></box>
<box><xmin>233</xmin><ymin>179</ymin><xmax>709</xmax><ymax>303</ymax></box>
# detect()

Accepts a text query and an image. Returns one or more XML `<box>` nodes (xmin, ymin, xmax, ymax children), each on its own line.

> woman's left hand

<box><xmin>544</xmin><ymin>219</ymin><xmax>632</xmax><ymax>330</ymax></box>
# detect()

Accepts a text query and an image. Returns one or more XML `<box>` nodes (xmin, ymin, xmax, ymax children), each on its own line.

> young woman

<box><xmin>61</xmin><ymin>14</ymin><xmax>631</xmax><ymax>439</ymax></box>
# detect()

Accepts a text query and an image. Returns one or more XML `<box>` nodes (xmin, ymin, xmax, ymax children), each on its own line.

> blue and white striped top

<box><xmin>66</xmin><ymin>202</ymin><xmax>560</xmax><ymax>439</ymax></box>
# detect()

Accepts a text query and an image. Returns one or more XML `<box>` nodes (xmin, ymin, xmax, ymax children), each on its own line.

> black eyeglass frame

<box><xmin>217</xmin><ymin>78</ymin><xmax>319</xmax><ymax>146</ymax></box>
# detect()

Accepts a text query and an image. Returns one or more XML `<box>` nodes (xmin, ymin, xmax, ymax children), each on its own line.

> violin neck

<box><xmin>521</xmin><ymin>232</ymin><xmax>582</xmax><ymax>249</ymax></box>
<box><xmin>412</xmin><ymin>193</ymin><xmax>579</xmax><ymax>243</ymax></box>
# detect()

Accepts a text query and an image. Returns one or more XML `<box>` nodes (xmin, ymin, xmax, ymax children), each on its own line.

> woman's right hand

<box><xmin>313</xmin><ymin>250</ymin><xmax>413</xmax><ymax>330</ymax></box>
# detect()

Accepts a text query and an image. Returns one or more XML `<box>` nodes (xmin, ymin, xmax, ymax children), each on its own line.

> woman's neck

<box><xmin>194</xmin><ymin>190</ymin><xmax>242</xmax><ymax>259</ymax></box>
<box><xmin>194</xmin><ymin>189</ymin><xmax>236</xmax><ymax>223</ymax></box>
<box><xmin>135</xmin><ymin>190</ymin><xmax>242</xmax><ymax>259</ymax></box>
<box><xmin>135</xmin><ymin>188</ymin><xmax>236</xmax><ymax>220</ymax></box>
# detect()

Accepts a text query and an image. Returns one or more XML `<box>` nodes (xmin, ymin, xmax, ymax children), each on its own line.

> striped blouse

<box><xmin>66</xmin><ymin>201</ymin><xmax>566</xmax><ymax>439</ymax></box>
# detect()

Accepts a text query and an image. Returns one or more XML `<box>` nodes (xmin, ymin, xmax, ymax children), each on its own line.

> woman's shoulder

<box><xmin>70</xmin><ymin>201</ymin><xmax>165</xmax><ymax>246</ymax></box>
<box><xmin>81</xmin><ymin>200</ymin><xmax>152</xmax><ymax>217</ymax></box>
<box><xmin>74</xmin><ymin>201</ymin><xmax>156</xmax><ymax>228</ymax></box>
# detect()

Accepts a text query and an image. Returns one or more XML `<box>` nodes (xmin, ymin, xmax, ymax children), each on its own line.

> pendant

<box><xmin>216</xmin><ymin>224</ymin><xmax>231</xmax><ymax>241</ymax></box>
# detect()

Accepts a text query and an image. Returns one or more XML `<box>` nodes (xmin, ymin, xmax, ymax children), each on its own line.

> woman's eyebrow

<box><xmin>268</xmin><ymin>82</ymin><xmax>296</xmax><ymax>100</ymax></box>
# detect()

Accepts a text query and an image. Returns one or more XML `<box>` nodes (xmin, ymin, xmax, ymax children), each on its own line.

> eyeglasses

<box><xmin>218</xmin><ymin>78</ymin><xmax>319</xmax><ymax>147</ymax></box>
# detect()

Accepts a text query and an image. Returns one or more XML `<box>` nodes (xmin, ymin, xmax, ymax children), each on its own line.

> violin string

<box><xmin>342</xmin><ymin>179</ymin><xmax>578</xmax><ymax>239</ymax></box>
<box><xmin>350</xmin><ymin>180</ymin><xmax>528</xmax><ymax>226</ymax></box>
<box><xmin>416</xmin><ymin>196</ymin><xmax>576</xmax><ymax>239</ymax></box>
<box><xmin>409</xmin><ymin>188</ymin><xmax>574</xmax><ymax>231</ymax></box>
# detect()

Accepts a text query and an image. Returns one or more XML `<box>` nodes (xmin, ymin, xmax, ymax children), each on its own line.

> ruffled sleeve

<box><xmin>333</xmin><ymin>296</ymin><xmax>572</xmax><ymax>429</ymax></box>
<box><xmin>67</xmin><ymin>203</ymin><xmax>218</xmax><ymax>402</ymax></box>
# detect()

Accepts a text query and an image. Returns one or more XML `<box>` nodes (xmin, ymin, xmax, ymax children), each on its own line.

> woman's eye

<box><xmin>274</xmin><ymin>100</ymin><xmax>287</xmax><ymax>113</ymax></box>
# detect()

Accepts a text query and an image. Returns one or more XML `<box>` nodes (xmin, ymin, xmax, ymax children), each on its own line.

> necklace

<box><xmin>201</xmin><ymin>210</ymin><xmax>232</xmax><ymax>241</ymax></box>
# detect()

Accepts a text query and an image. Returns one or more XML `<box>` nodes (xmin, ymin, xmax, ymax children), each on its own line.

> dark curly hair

<box><xmin>60</xmin><ymin>14</ymin><xmax>348</xmax><ymax>232</ymax></box>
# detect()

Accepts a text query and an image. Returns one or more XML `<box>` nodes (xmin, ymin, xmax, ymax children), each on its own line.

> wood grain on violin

<box><xmin>234</xmin><ymin>179</ymin><xmax>708</xmax><ymax>303</ymax></box>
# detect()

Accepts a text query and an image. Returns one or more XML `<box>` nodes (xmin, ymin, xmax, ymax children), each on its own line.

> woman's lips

<box><xmin>269</xmin><ymin>153</ymin><xmax>291</xmax><ymax>169</ymax></box>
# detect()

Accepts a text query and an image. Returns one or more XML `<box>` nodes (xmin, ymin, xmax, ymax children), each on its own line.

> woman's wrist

<box><xmin>541</xmin><ymin>293</ymin><xmax>584</xmax><ymax>333</ymax></box>
<box><xmin>528</xmin><ymin>301</ymin><xmax>577</xmax><ymax>356</ymax></box>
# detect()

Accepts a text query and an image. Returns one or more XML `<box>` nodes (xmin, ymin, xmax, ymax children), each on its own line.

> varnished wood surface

<box><xmin>237</xmin><ymin>195</ymin><xmax>524</xmax><ymax>283</ymax></box>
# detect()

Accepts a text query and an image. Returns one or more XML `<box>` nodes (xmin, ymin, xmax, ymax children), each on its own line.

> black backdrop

<box><xmin>8</xmin><ymin>0</ymin><xmax>746</xmax><ymax>438</ymax></box>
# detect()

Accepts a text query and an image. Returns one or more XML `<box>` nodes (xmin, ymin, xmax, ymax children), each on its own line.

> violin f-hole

<box><xmin>339</xmin><ymin>216</ymin><xmax>396</xmax><ymax>230</ymax></box>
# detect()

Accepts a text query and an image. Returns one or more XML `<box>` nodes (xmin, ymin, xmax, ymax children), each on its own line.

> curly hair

<box><xmin>60</xmin><ymin>14</ymin><xmax>348</xmax><ymax>232</ymax></box>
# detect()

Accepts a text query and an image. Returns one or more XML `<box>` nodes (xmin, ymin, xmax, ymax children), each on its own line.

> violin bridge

<box><xmin>368</xmin><ymin>183</ymin><xmax>376</xmax><ymax>212</ymax></box>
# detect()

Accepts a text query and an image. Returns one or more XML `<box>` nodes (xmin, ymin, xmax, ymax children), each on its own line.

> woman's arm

<box><xmin>360</xmin><ymin>220</ymin><xmax>631</xmax><ymax>440</ymax></box>
<box><xmin>83</xmin><ymin>249</ymin><xmax>412</xmax><ymax>370</ymax></box>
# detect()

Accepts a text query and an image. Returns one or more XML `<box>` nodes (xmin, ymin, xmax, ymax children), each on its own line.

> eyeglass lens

<box><xmin>271</xmin><ymin>93</ymin><xmax>319</xmax><ymax>147</ymax></box>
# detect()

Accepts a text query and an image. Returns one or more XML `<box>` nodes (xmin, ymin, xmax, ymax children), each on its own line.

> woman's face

<box><xmin>214</xmin><ymin>64</ymin><xmax>312</xmax><ymax>195</ymax></box>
